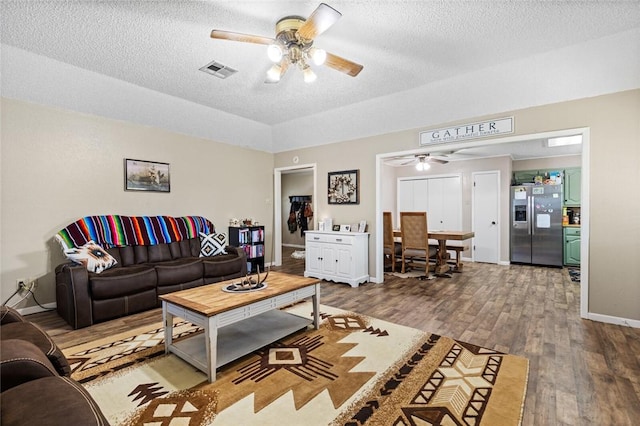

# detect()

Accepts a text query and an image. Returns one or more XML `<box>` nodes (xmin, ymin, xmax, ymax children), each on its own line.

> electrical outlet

<box><xmin>16</xmin><ymin>278</ymin><xmax>27</xmax><ymax>291</ymax></box>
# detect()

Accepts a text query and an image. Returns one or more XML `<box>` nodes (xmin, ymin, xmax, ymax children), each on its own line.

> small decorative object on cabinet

<box><xmin>228</xmin><ymin>225</ymin><xmax>265</xmax><ymax>273</ymax></box>
<box><xmin>304</xmin><ymin>230</ymin><xmax>369</xmax><ymax>287</ymax></box>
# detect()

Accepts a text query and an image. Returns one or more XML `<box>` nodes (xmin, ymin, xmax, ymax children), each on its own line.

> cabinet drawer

<box><xmin>326</xmin><ymin>235</ymin><xmax>353</xmax><ymax>245</ymax></box>
<box><xmin>306</xmin><ymin>233</ymin><xmax>354</xmax><ymax>245</ymax></box>
<box><xmin>564</xmin><ymin>227</ymin><xmax>581</xmax><ymax>236</ymax></box>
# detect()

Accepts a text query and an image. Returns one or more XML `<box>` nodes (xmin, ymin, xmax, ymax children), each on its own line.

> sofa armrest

<box><xmin>226</xmin><ymin>245</ymin><xmax>248</xmax><ymax>275</ymax></box>
<box><xmin>1</xmin><ymin>306</ymin><xmax>26</xmax><ymax>325</ymax></box>
<box><xmin>55</xmin><ymin>262</ymin><xmax>93</xmax><ymax>329</ymax></box>
<box><xmin>0</xmin><ymin>339</ymin><xmax>59</xmax><ymax>392</ymax></box>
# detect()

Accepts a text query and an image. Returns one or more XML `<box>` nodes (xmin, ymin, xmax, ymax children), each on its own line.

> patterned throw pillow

<box><xmin>64</xmin><ymin>240</ymin><xmax>117</xmax><ymax>273</ymax></box>
<box><xmin>199</xmin><ymin>232</ymin><xmax>227</xmax><ymax>257</ymax></box>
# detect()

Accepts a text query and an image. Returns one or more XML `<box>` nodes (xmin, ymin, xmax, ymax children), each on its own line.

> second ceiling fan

<box><xmin>210</xmin><ymin>3</ymin><xmax>363</xmax><ymax>83</ymax></box>
<box><xmin>387</xmin><ymin>153</ymin><xmax>450</xmax><ymax>171</ymax></box>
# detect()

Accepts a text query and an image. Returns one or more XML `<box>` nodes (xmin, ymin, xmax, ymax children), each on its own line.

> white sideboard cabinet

<box><xmin>304</xmin><ymin>231</ymin><xmax>369</xmax><ymax>288</ymax></box>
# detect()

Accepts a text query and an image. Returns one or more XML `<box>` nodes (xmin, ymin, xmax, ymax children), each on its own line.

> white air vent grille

<box><xmin>199</xmin><ymin>60</ymin><xmax>237</xmax><ymax>79</ymax></box>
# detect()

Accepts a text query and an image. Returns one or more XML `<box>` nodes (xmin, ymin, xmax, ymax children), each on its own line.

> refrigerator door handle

<box><xmin>529</xmin><ymin>196</ymin><xmax>535</xmax><ymax>235</ymax></box>
<box><xmin>528</xmin><ymin>196</ymin><xmax>533</xmax><ymax>235</ymax></box>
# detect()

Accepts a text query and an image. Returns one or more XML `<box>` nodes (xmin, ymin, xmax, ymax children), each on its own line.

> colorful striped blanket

<box><xmin>55</xmin><ymin>215</ymin><xmax>214</xmax><ymax>250</ymax></box>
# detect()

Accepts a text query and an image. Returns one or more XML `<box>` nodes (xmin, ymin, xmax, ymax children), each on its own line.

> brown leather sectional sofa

<box><xmin>0</xmin><ymin>306</ymin><xmax>110</xmax><ymax>425</ymax></box>
<box><xmin>55</xmin><ymin>237</ymin><xmax>247</xmax><ymax>329</ymax></box>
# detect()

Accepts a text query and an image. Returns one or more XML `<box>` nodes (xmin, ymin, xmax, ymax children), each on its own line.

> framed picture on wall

<box><xmin>328</xmin><ymin>169</ymin><xmax>359</xmax><ymax>204</ymax></box>
<box><xmin>124</xmin><ymin>159</ymin><xmax>170</xmax><ymax>192</ymax></box>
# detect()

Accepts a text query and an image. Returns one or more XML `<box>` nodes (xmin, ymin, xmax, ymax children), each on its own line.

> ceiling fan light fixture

<box><xmin>310</xmin><ymin>47</ymin><xmax>327</xmax><ymax>65</ymax></box>
<box><xmin>267</xmin><ymin>44</ymin><xmax>283</xmax><ymax>62</ymax></box>
<box><xmin>303</xmin><ymin>66</ymin><xmax>317</xmax><ymax>83</ymax></box>
<box><xmin>266</xmin><ymin>64</ymin><xmax>282</xmax><ymax>82</ymax></box>
<box><xmin>415</xmin><ymin>158</ymin><xmax>430</xmax><ymax>171</ymax></box>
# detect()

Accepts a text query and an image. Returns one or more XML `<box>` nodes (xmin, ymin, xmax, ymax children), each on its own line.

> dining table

<box><xmin>393</xmin><ymin>229</ymin><xmax>475</xmax><ymax>276</ymax></box>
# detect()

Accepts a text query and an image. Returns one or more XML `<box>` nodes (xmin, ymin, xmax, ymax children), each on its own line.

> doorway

<box><xmin>273</xmin><ymin>164</ymin><xmax>317</xmax><ymax>267</ymax></box>
<box><xmin>376</xmin><ymin>127</ymin><xmax>589</xmax><ymax>318</ymax></box>
<box><xmin>472</xmin><ymin>171</ymin><xmax>500</xmax><ymax>264</ymax></box>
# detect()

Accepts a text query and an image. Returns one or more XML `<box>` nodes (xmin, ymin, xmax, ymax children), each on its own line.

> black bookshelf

<box><xmin>228</xmin><ymin>226</ymin><xmax>265</xmax><ymax>273</ymax></box>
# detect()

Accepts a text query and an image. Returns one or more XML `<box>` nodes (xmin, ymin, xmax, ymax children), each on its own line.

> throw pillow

<box><xmin>199</xmin><ymin>232</ymin><xmax>227</xmax><ymax>257</ymax></box>
<box><xmin>64</xmin><ymin>240</ymin><xmax>118</xmax><ymax>274</ymax></box>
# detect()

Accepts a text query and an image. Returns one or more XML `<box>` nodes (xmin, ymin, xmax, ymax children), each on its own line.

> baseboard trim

<box><xmin>283</xmin><ymin>244</ymin><xmax>305</xmax><ymax>249</ymax></box>
<box><xmin>586</xmin><ymin>312</ymin><xmax>640</xmax><ymax>328</ymax></box>
<box><xmin>14</xmin><ymin>302</ymin><xmax>57</xmax><ymax>316</ymax></box>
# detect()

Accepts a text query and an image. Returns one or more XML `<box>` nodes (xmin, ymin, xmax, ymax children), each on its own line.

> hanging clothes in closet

<box><xmin>288</xmin><ymin>196</ymin><xmax>313</xmax><ymax>236</ymax></box>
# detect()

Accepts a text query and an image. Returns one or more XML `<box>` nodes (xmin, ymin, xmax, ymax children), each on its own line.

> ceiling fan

<box><xmin>210</xmin><ymin>3</ymin><xmax>363</xmax><ymax>83</ymax></box>
<box><xmin>387</xmin><ymin>153</ymin><xmax>450</xmax><ymax>170</ymax></box>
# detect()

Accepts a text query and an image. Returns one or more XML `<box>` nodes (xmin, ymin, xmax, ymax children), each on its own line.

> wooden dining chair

<box><xmin>383</xmin><ymin>212</ymin><xmax>402</xmax><ymax>272</ymax></box>
<box><xmin>400</xmin><ymin>211</ymin><xmax>438</xmax><ymax>274</ymax></box>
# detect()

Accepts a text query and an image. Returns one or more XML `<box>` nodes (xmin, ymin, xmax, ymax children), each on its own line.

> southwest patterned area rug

<box><xmin>63</xmin><ymin>303</ymin><xmax>529</xmax><ymax>425</ymax></box>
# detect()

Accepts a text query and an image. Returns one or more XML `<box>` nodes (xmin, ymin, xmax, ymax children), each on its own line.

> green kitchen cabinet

<box><xmin>564</xmin><ymin>168</ymin><xmax>581</xmax><ymax>206</ymax></box>
<box><xmin>564</xmin><ymin>227</ymin><xmax>581</xmax><ymax>266</ymax></box>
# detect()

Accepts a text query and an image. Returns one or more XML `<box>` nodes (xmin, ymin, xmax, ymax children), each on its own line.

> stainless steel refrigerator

<box><xmin>510</xmin><ymin>184</ymin><xmax>563</xmax><ymax>266</ymax></box>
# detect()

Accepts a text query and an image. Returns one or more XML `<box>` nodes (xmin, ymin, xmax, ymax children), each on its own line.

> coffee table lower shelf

<box><xmin>167</xmin><ymin>309</ymin><xmax>312</xmax><ymax>376</ymax></box>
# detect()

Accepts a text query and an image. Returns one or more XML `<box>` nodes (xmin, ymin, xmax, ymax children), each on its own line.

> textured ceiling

<box><xmin>2</xmin><ymin>1</ymin><xmax>639</xmax><ymax>128</ymax></box>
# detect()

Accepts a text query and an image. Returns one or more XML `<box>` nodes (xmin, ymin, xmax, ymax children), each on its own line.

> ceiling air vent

<box><xmin>199</xmin><ymin>60</ymin><xmax>237</xmax><ymax>79</ymax></box>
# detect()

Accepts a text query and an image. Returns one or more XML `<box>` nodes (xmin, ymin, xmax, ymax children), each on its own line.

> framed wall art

<box><xmin>124</xmin><ymin>159</ymin><xmax>170</xmax><ymax>192</ymax></box>
<box><xmin>328</xmin><ymin>169</ymin><xmax>359</xmax><ymax>204</ymax></box>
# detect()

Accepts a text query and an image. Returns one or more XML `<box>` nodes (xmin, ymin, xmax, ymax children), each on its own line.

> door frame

<box><xmin>273</xmin><ymin>164</ymin><xmax>317</xmax><ymax>266</ymax></box>
<box><xmin>471</xmin><ymin>170</ymin><xmax>501</xmax><ymax>264</ymax></box>
<box><xmin>376</xmin><ymin>127</ymin><xmax>589</xmax><ymax>318</ymax></box>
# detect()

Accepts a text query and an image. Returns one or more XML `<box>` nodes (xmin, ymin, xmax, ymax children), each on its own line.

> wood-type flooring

<box><xmin>28</xmin><ymin>247</ymin><xmax>640</xmax><ymax>425</ymax></box>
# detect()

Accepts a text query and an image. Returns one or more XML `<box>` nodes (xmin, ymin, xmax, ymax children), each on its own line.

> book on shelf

<box><xmin>242</xmin><ymin>243</ymin><xmax>264</xmax><ymax>259</ymax></box>
<box><xmin>251</xmin><ymin>228</ymin><xmax>264</xmax><ymax>243</ymax></box>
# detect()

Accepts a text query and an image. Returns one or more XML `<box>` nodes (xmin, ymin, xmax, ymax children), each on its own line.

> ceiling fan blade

<box><xmin>297</xmin><ymin>3</ymin><xmax>342</xmax><ymax>40</ymax></box>
<box><xmin>324</xmin><ymin>52</ymin><xmax>363</xmax><ymax>77</ymax></box>
<box><xmin>427</xmin><ymin>157</ymin><xmax>449</xmax><ymax>164</ymax></box>
<box><xmin>210</xmin><ymin>29</ymin><xmax>274</xmax><ymax>45</ymax></box>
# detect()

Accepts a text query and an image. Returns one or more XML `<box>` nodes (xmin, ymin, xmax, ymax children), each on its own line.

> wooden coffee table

<box><xmin>159</xmin><ymin>271</ymin><xmax>320</xmax><ymax>382</ymax></box>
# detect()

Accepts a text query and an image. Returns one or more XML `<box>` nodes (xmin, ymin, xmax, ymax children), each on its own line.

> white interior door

<box><xmin>425</xmin><ymin>177</ymin><xmax>461</xmax><ymax>231</ymax></box>
<box><xmin>472</xmin><ymin>171</ymin><xmax>500</xmax><ymax>263</ymax></box>
<box><xmin>398</xmin><ymin>179</ymin><xmax>428</xmax><ymax>221</ymax></box>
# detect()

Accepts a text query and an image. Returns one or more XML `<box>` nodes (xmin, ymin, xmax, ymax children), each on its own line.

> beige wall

<box><xmin>0</xmin><ymin>98</ymin><xmax>274</xmax><ymax>310</ymax></box>
<box><xmin>274</xmin><ymin>89</ymin><xmax>640</xmax><ymax>322</ymax></box>
<box><xmin>513</xmin><ymin>155</ymin><xmax>582</xmax><ymax>171</ymax></box>
<box><xmin>2</xmin><ymin>90</ymin><xmax>638</xmax><ymax>322</ymax></box>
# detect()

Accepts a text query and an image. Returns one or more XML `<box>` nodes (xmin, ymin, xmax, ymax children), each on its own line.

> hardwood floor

<box><xmin>28</xmin><ymin>247</ymin><xmax>640</xmax><ymax>425</ymax></box>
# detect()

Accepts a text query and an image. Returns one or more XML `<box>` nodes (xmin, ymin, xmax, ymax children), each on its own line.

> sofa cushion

<box><xmin>89</xmin><ymin>265</ymin><xmax>157</xmax><ymax>299</ymax></box>
<box><xmin>64</xmin><ymin>240</ymin><xmax>117</xmax><ymax>273</ymax></box>
<box><xmin>199</xmin><ymin>232</ymin><xmax>227</xmax><ymax>257</ymax></box>
<box><xmin>0</xmin><ymin>322</ymin><xmax>71</xmax><ymax>376</ymax></box>
<box><xmin>106</xmin><ymin>245</ymin><xmax>135</xmax><ymax>267</ymax></box>
<box><xmin>147</xmin><ymin>243</ymin><xmax>173</xmax><ymax>263</ymax></box>
<box><xmin>0</xmin><ymin>376</ymin><xmax>110</xmax><ymax>426</ymax></box>
<box><xmin>92</xmin><ymin>289</ymin><xmax>158</xmax><ymax>323</ymax></box>
<box><xmin>0</xmin><ymin>339</ymin><xmax>59</xmax><ymax>392</ymax></box>
<box><xmin>203</xmin><ymin>253</ymin><xmax>245</xmax><ymax>278</ymax></box>
<box><xmin>155</xmin><ymin>258</ymin><xmax>203</xmax><ymax>287</ymax></box>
